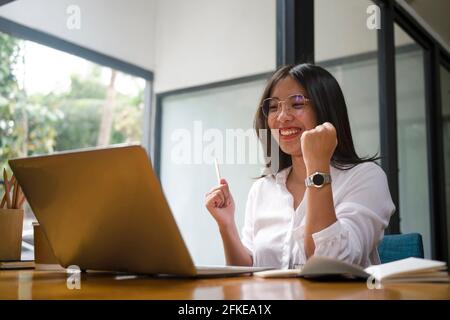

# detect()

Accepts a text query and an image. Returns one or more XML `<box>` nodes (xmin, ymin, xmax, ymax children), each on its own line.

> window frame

<box><xmin>279</xmin><ymin>0</ymin><xmax>450</xmax><ymax>263</ymax></box>
<box><xmin>389</xmin><ymin>0</ymin><xmax>449</xmax><ymax>263</ymax></box>
<box><xmin>0</xmin><ymin>16</ymin><xmax>154</xmax><ymax>153</ymax></box>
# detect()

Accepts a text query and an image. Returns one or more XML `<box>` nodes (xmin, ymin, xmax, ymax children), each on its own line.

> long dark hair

<box><xmin>254</xmin><ymin>63</ymin><xmax>378</xmax><ymax>174</ymax></box>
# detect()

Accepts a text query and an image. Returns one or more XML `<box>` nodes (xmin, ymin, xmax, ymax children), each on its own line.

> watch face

<box><xmin>312</xmin><ymin>173</ymin><xmax>324</xmax><ymax>186</ymax></box>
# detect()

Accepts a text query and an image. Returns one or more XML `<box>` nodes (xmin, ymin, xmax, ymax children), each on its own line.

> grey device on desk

<box><xmin>9</xmin><ymin>145</ymin><xmax>269</xmax><ymax>276</ymax></box>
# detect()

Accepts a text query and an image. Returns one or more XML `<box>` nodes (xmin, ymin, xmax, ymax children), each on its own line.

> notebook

<box><xmin>253</xmin><ymin>256</ymin><xmax>449</xmax><ymax>283</ymax></box>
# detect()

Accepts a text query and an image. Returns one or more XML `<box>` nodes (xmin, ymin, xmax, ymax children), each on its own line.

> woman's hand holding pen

<box><xmin>205</xmin><ymin>177</ymin><xmax>252</xmax><ymax>266</ymax></box>
<box><xmin>205</xmin><ymin>178</ymin><xmax>236</xmax><ymax>229</ymax></box>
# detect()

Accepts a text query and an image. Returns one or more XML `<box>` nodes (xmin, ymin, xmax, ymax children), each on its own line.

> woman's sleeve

<box><xmin>310</xmin><ymin>163</ymin><xmax>395</xmax><ymax>266</ymax></box>
<box><xmin>241</xmin><ymin>180</ymin><xmax>259</xmax><ymax>259</ymax></box>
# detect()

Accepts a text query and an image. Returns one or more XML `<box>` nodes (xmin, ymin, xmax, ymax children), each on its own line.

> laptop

<box><xmin>9</xmin><ymin>145</ymin><xmax>270</xmax><ymax>276</ymax></box>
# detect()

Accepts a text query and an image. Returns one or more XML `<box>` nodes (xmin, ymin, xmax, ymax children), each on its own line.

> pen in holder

<box><xmin>0</xmin><ymin>168</ymin><xmax>25</xmax><ymax>261</ymax></box>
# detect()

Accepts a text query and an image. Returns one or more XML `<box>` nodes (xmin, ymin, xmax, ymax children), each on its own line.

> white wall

<box><xmin>0</xmin><ymin>0</ymin><xmax>277</xmax><ymax>92</ymax></box>
<box><xmin>1</xmin><ymin>0</ymin><xmax>445</xmax><ymax>86</ymax></box>
<box><xmin>315</xmin><ymin>0</ymin><xmax>413</xmax><ymax>62</ymax></box>
<box><xmin>400</xmin><ymin>0</ymin><xmax>450</xmax><ymax>50</ymax></box>
<box><xmin>153</xmin><ymin>0</ymin><xmax>276</xmax><ymax>92</ymax></box>
<box><xmin>315</xmin><ymin>0</ymin><xmax>377</xmax><ymax>62</ymax></box>
<box><xmin>0</xmin><ymin>0</ymin><xmax>157</xmax><ymax>71</ymax></box>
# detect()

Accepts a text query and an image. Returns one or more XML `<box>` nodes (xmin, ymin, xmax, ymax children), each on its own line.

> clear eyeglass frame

<box><xmin>261</xmin><ymin>94</ymin><xmax>310</xmax><ymax>118</ymax></box>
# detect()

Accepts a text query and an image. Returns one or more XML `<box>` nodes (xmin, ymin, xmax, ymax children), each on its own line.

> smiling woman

<box><xmin>255</xmin><ymin>64</ymin><xmax>380</xmax><ymax>173</ymax></box>
<box><xmin>204</xmin><ymin>63</ymin><xmax>396</xmax><ymax>268</ymax></box>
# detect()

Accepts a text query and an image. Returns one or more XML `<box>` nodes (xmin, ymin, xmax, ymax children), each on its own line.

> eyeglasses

<box><xmin>261</xmin><ymin>94</ymin><xmax>310</xmax><ymax>119</ymax></box>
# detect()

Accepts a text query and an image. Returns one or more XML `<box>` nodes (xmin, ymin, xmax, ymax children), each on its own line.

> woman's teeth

<box><xmin>279</xmin><ymin>128</ymin><xmax>300</xmax><ymax>136</ymax></box>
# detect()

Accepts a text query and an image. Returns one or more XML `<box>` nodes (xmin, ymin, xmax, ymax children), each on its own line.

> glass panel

<box><xmin>394</xmin><ymin>25</ymin><xmax>431</xmax><ymax>258</ymax></box>
<box><xmin>150</xmin><ymin>0</ymin><xmax>277</xmax><ymax>265</ymax></box>
<box><xmin>440</xmin><ymin>65</ymin><xmax>450</xmax><ymax>260</ymax></box>
<box><xmin>159</xmin><ymin>80</ymin><xmax>267</xmax><ymax>265</ymax></box>
<box><xmin>315</xmin><ymin>0</ymin><xmax>380</xmax><ymax>163</ymax></box>
<box><xmin>0</xmin><ymin>33</ymin><xmax>147</xmax><ymax>260</ymax></box>
<box><xmin>0</xmin><ymin>37</ymin><xmax>147</xmax><ymax>165</ymax></box>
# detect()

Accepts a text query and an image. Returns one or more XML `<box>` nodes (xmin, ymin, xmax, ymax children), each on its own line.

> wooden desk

<box><xmin>0</xmin><ymin>270</ymin><xmax>449</xmax><ymax>300</ymax></box>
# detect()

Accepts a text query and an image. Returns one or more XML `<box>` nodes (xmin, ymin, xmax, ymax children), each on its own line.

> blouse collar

<box><xmin>275</xmin><ymin>166</ymin><xmax>292</xmax><ymax>185</ymax></box>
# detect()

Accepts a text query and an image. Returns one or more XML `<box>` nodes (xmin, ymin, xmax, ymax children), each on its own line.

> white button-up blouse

<box><xmin>241</xmin><ymin>162</ymin><xmax>395</xmax><ymax>269</ymax></box>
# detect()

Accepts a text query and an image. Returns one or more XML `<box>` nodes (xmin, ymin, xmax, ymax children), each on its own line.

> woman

<box><xmin>204</xmin><ymin>63</ymin><xmax>395</xmax><ymax>268</ymax></box>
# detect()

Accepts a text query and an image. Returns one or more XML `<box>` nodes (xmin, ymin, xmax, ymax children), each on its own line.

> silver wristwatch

<box><xmin>305</xmin><ymin>172</ymin><xmax>332</xmax><ymax>188</ymax></box>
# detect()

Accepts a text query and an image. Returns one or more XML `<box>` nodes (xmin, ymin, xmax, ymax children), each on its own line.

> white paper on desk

<box><xmin>253</xmin><ymin>256</ymin><xmax>368</xmax><ymax>279</ymax></box>
<box><xmin>365</xmin><ymin>257</ymin><xmax>448</xmax><ymax>282</ymax></box>
<box><xmin>253</xmin><ymin>256</ymin><xmax>449</xmax><ymax>283</ymax></box>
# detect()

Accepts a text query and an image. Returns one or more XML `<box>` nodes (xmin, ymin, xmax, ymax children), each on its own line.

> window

<box><xmin>157</xmin><ymin>78</ymin><xmax>268</xmax><ymax>265</ymax></box>
<box><xmin>315</xmin><ymin>0</ymin><xmax>380</xmax><ymax>162</ymax></box>
<box><xmin>394</xmin><ymin>25</ymin><xmax>431</xmax><ymax>258</ymax></box>
<box><xmin>440</xmin><ymin>65</ymin><xmax>450</xmax><ymax>260</ymax></box>
<box><xmin>0</xmin><ymin>32</ymin><xmax>150</xmax><ymax>259</ymax></box>
<box><xmin>153</xmin><ymin>0</ymin><xmax>276</xmax><ymax>265</ymax></box>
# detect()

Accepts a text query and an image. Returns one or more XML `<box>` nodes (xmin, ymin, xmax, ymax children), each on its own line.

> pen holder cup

<box><xmin>33</xmin><ymin>222</ymin><xmax>60</xmax><ymax>267</ymax></box>
<box><xmin>0</xmin><ymin>208</ymin><xmax>24</xmax><ymax>261</ymax></box>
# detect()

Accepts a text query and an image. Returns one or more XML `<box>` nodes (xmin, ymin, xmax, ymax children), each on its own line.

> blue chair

<box><xmin>378</xmin><ymin>233</ymin><xmax>424</xmax><ymax>264</ymax></box>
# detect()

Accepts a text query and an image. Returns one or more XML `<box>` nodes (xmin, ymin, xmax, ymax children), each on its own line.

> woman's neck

<box><xmin>288</xmin><ymin>155</ymin><xmax>307</xmax><ymax>184</ymax></box>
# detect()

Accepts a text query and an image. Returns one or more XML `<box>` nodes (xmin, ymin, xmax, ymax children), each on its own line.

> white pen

<box><xmin>214</xmin><ymin>157</ymin><xmax>221</xmax><ymax>184</ymax></box>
